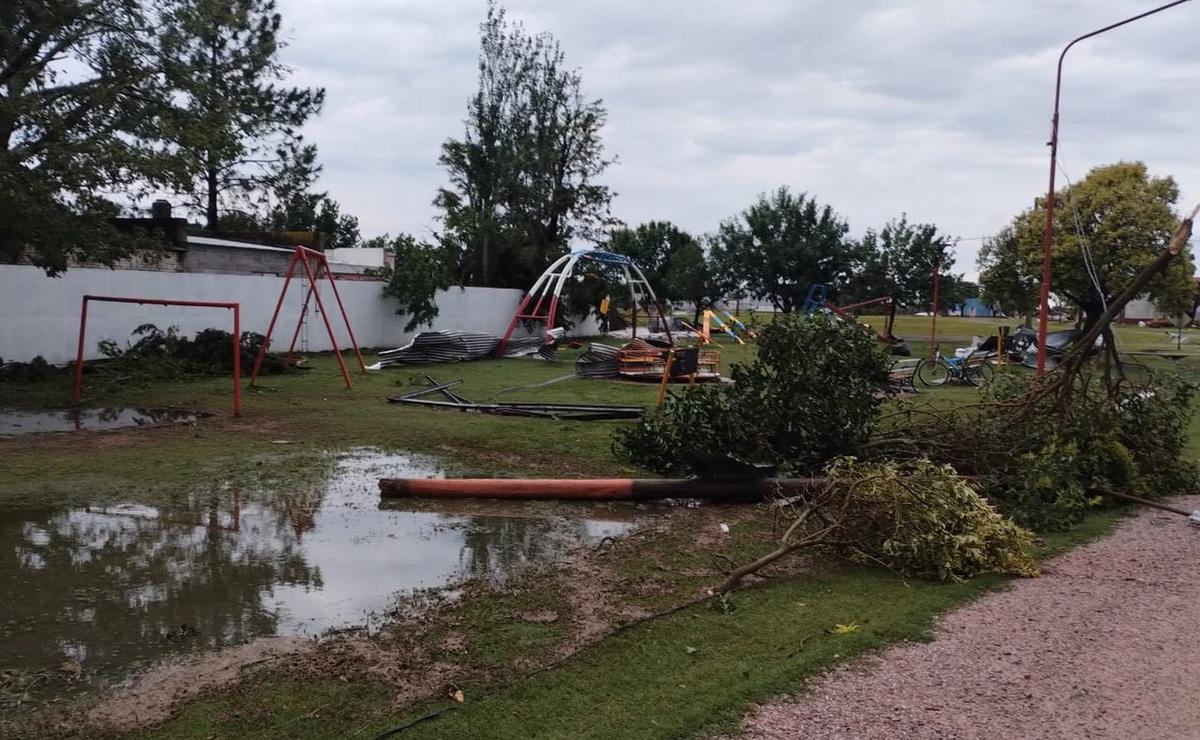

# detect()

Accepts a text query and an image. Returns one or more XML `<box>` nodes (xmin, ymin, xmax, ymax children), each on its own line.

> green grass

<box><xmin>140</xmin><ymin>510</ymin><xmax>1127</xmax><ymax>740</ymax></box>
<box><xmin>1</xmin><ymin>343</ymin><xmax>743</xmax><ymax>508</ymax></box>
<box><xmin>1</xmin><ymin>337</ymin><xmax>1184</xmax><ymax>739</ymax></box>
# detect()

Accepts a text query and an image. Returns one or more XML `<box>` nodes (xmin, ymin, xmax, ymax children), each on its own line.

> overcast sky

<box><xmin>276</xmin><ymin>0</ymin><xmax>1200</xmax><ymax>280</ymax></box>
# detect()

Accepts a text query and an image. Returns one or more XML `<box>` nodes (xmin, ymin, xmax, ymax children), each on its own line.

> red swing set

<box><xmin>249</xmin><ymin>246</ymin><xmax>367</xmax><ymax>388</ymax></box>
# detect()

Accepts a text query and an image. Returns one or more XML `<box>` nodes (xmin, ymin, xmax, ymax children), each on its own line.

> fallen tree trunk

<box><xmin>378</xmin><ymin>477</ymin><xmax>827</xmax><ymax>502</ymax></box>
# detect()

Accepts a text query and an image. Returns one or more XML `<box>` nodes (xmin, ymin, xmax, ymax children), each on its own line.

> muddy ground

<box><xmin>10</xmin><ymin>502</ymin><xmax>754</xmax><ymax>737</ymax></box>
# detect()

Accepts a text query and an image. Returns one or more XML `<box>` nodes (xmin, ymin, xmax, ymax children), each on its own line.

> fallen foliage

<box><xmin>717</xmin><ymin>458</ymin><xmax>1037</xmax><ymax>593</ymax></box>
<box><xmin>94</xmin><ymin>323</ymin><xmax>287</xmax><ymax>380</ymax></box>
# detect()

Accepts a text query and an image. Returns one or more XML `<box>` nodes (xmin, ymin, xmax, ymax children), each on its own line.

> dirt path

<box><xmin>735</xmin><ymin>497</ymin><xmax>1200</xmax><ymax>740</ymax></box>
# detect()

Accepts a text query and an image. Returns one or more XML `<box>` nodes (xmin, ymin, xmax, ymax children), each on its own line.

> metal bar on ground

<box><xmin>379</xmin><ymin>477</ymin><xmax>826</xmax><ymax>501</ymax></box>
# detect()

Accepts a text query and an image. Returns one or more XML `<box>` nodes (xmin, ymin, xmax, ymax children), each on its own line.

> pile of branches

<box><xmin>94</xmin><ymin>324</ymin><xmax>288</xmax><ymax>379</ymax></box>
<box><xmin>870</xmin><ymin>207</ymin><xmax>1200</xmax><ymax>530</ymax></box>
<box><xmin>718</xmin><ymin>458</ymin><xmax>1038</xmax><ymax>593</ymax></box>
<box><xmin>870</xmin><ymin>367</ymin><xmax>1198</xmax><ymax>530</ymax></box>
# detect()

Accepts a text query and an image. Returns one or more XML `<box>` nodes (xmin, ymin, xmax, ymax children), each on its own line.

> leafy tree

<box><xmin>716</xmin><ymin>187</ymin><xmax>856</xmax><ymax>312</ymax></box>
<box><xmin>978</xmin><ymin>224</ymin><xmax>1040</xmax><ymax>320</ymax></box>
<box><xmin>376</xmin><ymin>234</ymin><xmax>454</xmax><ymax>331</ymax></box>
<box><xmin>156</xmin><ymin>0</ymin><xmax>325</xmax><ymax>230</ymax></box>
<box><xmin>267</xmin><ymin>193</ymin><xmax>361</xmax><ymax>250</ymax></box>
<box><xmin>664</xmin><ymin>239</ymin><xmax>731</xmax><ymax>323</ymax></box>
<box><xmin>984</xmin><ymin>161</ymin><xmax>1194</xmax><ymax>328</ymax></box>
<box><xmin>0</xmin><ymin>0</ymin><xmax>166</xmax><ymax>273</ymax></box>
<box><xmin>435</xmin><ymin>1</ymin><xmax>614</xmax><ymax>288</ymax></box>
<box><xmin>606</xmin><ymin>221</ymin><xmax>694</xmax><ymax>301</ymax></box>
<box><xmin>860</xmin><ymin>215</ymin><xmax>957</xmax><ymax>310</ymax></box>
<box><xmin>840</xmin><ymin>242</ymin><xmax>891</xmax><ymax>306</ymax></box>
<box><xmin>939</xmin><ymin>276</ymin><xmax>980</xmax><ymax>314</ymax></box>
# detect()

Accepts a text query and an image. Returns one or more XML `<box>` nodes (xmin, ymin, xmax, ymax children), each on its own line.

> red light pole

<box><xmin>929</xmin><ymin>256</ymin><xmax>941</xmax><ymax>360</ymax></box>
<box><xmin>1035</xmin><ymin>0</ymin><xmax>1193</xmax><ymax>376</ymax></box>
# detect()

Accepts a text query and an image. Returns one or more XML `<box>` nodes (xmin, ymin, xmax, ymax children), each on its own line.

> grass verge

<box><xmin>136</xmin><ymin>509</ymin><xmax>1127</xmax><ymax>740</ymax></box>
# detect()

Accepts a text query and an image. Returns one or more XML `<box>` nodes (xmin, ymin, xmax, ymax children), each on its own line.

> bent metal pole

<box><xmin>1035</xmin><ymin>0</ymin><xmax>1194</xmax><ymax>376</ymax></box>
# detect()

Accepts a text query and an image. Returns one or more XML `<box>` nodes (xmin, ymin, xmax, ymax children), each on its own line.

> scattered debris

<box><xmin>370</xmin><ymin>329</ymin><xmax>562</xmax><ymax>369</ymax></box>
<box><xmin>387</xmin><ymin>377</ymin><xmax>643</xmax><ymax>421</ymax></box>
<box><xmin>574</xmin><ymin>343</ymin><xmax>621</xmax><ymax>378</ymax></box>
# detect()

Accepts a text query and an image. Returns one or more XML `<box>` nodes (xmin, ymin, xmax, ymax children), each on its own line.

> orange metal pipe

<box><xmin>379</xmin><ymin>477</ymin><xmax>825</xmax><ymax>502</ymax></box>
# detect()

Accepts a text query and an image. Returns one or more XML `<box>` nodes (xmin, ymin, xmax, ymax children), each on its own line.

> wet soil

<box><xmin>0</xmin><ymin>449</ymin><xmax>639</xmax><ymax>719</ymax></box>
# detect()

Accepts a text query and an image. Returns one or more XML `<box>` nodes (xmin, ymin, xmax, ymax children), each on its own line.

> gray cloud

<box><xmin>277</xmin><ymin>0</ymin><xmax>1200</xmax><ymax>278</ymax></box>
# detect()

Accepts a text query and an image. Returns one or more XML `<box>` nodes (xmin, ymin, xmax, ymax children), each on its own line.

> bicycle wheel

<box><xmin>916</xmin><ymin>358</ymin><xmax>951</xmax><ymax>386</ymax></box>
<box><xmin>968</xmin><ymin>361</ymin><xmax>995</xmax><ymax>387</ymax></box>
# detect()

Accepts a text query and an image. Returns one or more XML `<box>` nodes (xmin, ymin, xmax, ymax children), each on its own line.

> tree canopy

<box><xmin>266</xmin><ymin>193</ymin><xmax>360</xmax><ymax>250</ymax></box>
<box><xmin>606</xmin><ymin>221</ymin><xmax>696</xmax><ymax>302</ymax></box>
<box><xmin>664</xmin><ymin>237</ymin><xmax>732</xmax><ymax>322</ymax></box>
<box><xmin>0</xmin><ymin>0</ymin><xmax>165</xmax><ymax>273</ymax></box>
<box><xmin>979</xmin><ymin>161</ymin><xmax>1195</xmax><ymax>323</ymax></box>
<box><xmin>156</xmin><ymin>0</ymin><xmax>325</xmax><ymax>231</ymax></box>
<box><xmin>857</xmin><ymin>216</ymin><xmax>958</xmax><ymax>310</ymax></box>
<box><xmin>715</xmin><ymin>187</ymin><xmax>855</xmax><ymax>312</ymax></box>
<box><xmin>435</xmin><ymin>1</ymin><xmax>614</xmax><ymax>289</ymax></box>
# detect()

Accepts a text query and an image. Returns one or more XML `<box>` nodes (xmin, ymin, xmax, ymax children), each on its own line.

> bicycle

<box><xmin>916</xmin><ymin>348</ymin><xmax>995</xmax><ymax>387</ymax></box>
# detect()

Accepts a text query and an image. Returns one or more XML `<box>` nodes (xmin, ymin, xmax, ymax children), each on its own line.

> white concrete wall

<box><xmin>1122</xmin><ymin>296</ymin><xmax>1166</xmax><ymax>322</ymax></box>
<box><xmin>0</xmin><ymin>265</ymin><xmax>545</xmax><ymax>363</ymax></box>
<box><xmin>324</xmin><ymin>247</ymin><xmax>388</xmax><ymax>268</ymax></box>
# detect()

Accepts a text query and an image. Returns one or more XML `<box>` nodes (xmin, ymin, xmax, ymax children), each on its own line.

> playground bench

<box><xmin>888</xmin><ymin>358</ymin><xmax>921</xmax><ymax>394</ymax></box>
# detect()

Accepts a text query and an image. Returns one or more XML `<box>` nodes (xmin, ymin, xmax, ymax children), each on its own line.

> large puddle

<box><xmin>0</xmin><ymin>450</ymin><xmax>638</xmax><ymax>713</ymax></box>
<box><xmin>0</xmin><ymin>407</ymin><xmax>205</xmax><ymax>435</ymax></box>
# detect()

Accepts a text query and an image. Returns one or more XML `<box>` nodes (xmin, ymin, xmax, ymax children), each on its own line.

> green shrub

<box><xmin>614</xmin><ymin>313</ymin><xmax>891</xmax><ymax>476</ymax></box>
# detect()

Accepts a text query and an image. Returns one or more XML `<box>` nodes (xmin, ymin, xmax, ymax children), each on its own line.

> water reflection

<box><xmin>0</xmin><ymin>407</ymin><xmax>205</xmax><ymax>435</ymax></box>
<box><xmin>0</xmin><ymin>450</ymin><xmax>638</xmax><ymax>713</ymax></box>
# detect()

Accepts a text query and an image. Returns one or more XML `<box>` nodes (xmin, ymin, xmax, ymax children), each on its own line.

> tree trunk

<box><xmin>481</xmin><ymin>232</ymin><xmax>493</xmax><ymax>287</ymax></box>
<box><xmin>205</xmin><ymin>166</ymin><xmax>219</xmax><ymax>231</ymax></box>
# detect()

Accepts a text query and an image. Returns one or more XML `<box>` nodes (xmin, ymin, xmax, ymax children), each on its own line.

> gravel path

<box><xmin>736</xmin><ymin>497</ymin><xmax>1200</xmax><ymax>740</ymax></box>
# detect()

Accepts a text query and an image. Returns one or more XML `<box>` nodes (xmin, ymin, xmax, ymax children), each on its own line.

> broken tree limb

<box><xmin>378</xmin><ymin>477</ymin><xmax>829</xmax><ymax>502</ymax></box>
<box><xmin>1060</xmin><ymin>204</ymin><xmax>1198</xmax><ymax>371</ymax></box>
<box><xmin>1096</xmin><ymin>487</ymin><xmax>1200</xmax><ymax>519</ymax></box>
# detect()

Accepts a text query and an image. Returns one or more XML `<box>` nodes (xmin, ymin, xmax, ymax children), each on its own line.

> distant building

<box><xmin>324</xmin><ymin>247</ymin><xmax>394</xmax><ymax>271</ymax></box>
<box><xmin>961</xmin><ymin>297</ymin><xmax>994</xmax><ymax>317</ymax></box>
<box><xmin>1</xmin><ymin>200</ymin><xmax>373</xmax><ymax>277</ymax></box>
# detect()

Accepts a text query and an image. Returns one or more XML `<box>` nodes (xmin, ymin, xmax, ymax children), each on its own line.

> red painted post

<box><xmin>232</xmin><ymin>304</ymin><xmax>241</xmax><ymax>417</ymax></box>
<box><xmin>71</xmin><ymin>295</ymin><xmax>242</xmax><ymax>416</ymax></box>
<box><xmin>495</xmin><ymin>293</ymin><xmax>534</xmax><ymax>356</ymax></box>
<box><xmin>929</xmin><ymin>257</ymin><xmax>942</xmax><ymax>361</ymax></box>
<box><xmin>544</xmin><ymin>295</ymin><xmax>562</xmax><ymax>344</ymax></box>
<box><xmin>319</xmin><ymin>255</ymin><xmax>368</xmax><ymax>373</ymax></box>
<box><xmin>250</xmin><ymin>252</ymin><xmax>300</xmax><ymax>386</ymax></box>
<box><xmin>297</xmin><ymin>250</ymin><xmax>353</xmax><ymax>389</ymax></box>
<box><xmin>73</xmin><ymin>296</ymin><xmax>90</xmax><ymax>404</ymax></box>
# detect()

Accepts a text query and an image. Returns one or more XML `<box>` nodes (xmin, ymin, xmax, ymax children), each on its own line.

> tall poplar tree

<box><xmin>157</xmin><ymin>0</ymin><xmax>324</xmax><ymax>230</ymax></box>
<box><xmin>435</xmin><ymin>1</ymin><xmax>614</xmax><ymax>288</ymax></box>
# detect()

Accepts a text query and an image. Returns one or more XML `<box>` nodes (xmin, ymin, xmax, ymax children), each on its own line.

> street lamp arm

<box><xmin>1035</xmin><ymin>0</ymin><xmax>1195</xmax><ymax>376</ymax></box>
<box><xmin>1055</xmin><ymin>0</ymin><xmax>1193</xmax><ymax>111</ymax></box>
